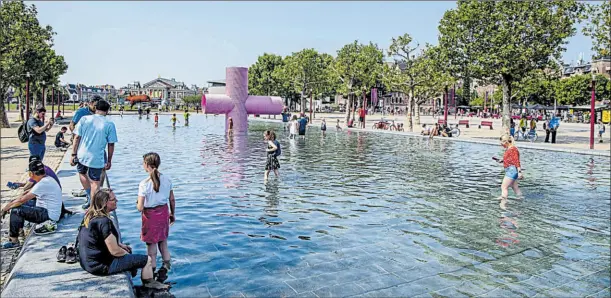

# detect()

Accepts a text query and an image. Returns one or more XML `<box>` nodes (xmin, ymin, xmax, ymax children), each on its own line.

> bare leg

<box><xmin>157</xmin><ymin>240</ymin><xmax>171</xmax><ymax>262</ymax></box>
<box><xmin>499</xmin><ymin>177</ymin><xmax>512</xmax><ymax>209</ymax></box>
<box><xmin>274</xmin><ymin>169</ymin><xmax>279</xmax><ymax>177</ymax></box>
<box><xmin>141</xmin><ymin>256</ymin><xmax>154</xmax><ymax>280</ymax></box>
<box><xmin>146</xmin><ymin>242</ymin><xmax>158</xmax><ymax>271</ymax></box>
<box><xmin>264</xmin><ymin>170</ymin><xmax>270</xmax><ymax>180</ymax></box>
<box><xmin>79</xmin><ymin>173</ymin><xmax>91</xmax><ymax>194</ymax></box>
<box><xmin>90</xmin><ymin>180</ymin><xmax>102</xmax><ymax>199</ymax></box>
<box><xmin>511</xmin><ymin>179</ymin><xmax>522</xmax><ymax>197</ymax></box>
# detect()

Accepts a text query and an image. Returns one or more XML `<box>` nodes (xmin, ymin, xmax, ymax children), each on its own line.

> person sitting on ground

<box><xmin>347</xmin><ymin>118</ymin><xmax>355</xmax><ymax>128</ymax></box>
<box><xmin>421</xmin><ymin>124</ymin><xmax>430</xmax><ymax>136</ymax></box>
<box><xmin>429</xmin><ymin>123</ymin><xmax>440</xmax><ymax>138</ymax></box>
<box><xmin>77</xmin><ymin>189</ymin><xmax>168</xmax><ymax>289</ymax></box>
<box><xmin>55</xmin><ymin>110</ymin><xmax>62</xmax><ymax>120</ymax></box>
<box><xmin>440</xmin><ymin>124</ymin><xmax>452</xmax><ymax>137</ymax></box>
<box><xmin>55</xmin><ymin>126</ymin><xmax>71</xmax><ymax>149</ymax></box>
<box><xmin>1</xmin><ymin>160</ymin><xmax>63</xmax><ymax>248</ymax></box>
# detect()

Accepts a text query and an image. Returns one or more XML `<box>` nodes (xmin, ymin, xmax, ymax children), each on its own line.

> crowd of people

<box><xmin>2</xmin><ymin>95</ymin><xmax>172</xmax><ymax>290</ymax></box>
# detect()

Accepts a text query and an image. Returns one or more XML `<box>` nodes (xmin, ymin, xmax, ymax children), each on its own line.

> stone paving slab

<box><xmin>1</xmin><ymin>152</ymin><xmax>134</xmax><ymax>297</ymax></box>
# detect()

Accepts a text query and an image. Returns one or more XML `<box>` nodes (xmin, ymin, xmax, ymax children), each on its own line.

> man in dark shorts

<box><xmin>298</xmin><ymin>114</ymin><xmax>308</xmax><ymax>140</ymax></box>
<box><xmin>71</xmin><ymin>100</ymin><xmax>117</xmax><ymax>209</ymax></box>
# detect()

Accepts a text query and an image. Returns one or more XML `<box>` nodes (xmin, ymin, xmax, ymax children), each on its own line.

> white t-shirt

<box><xmin>31</xmin><ymin>176</ymin><xmax>63</xmax><ymax>221</ymax></box>
<box><xmin>138</xmin><ymin>173</ymin><xmax>173</xmax><ymax>208</ymax></box>
<box><xmin>290</xmin><ymin>120</ymin><xmax>298</xmax><ymax>135</ymax></box>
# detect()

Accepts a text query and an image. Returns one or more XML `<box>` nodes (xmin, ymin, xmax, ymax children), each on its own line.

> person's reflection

<box><xmin>220</xmin><ymin>134</ymin><xmax>246</xmax><ymax>188</ymax></box>
<box><xmin>585</xmin><ymin>158</ymin><xmax>597</xmax><ymax>190</ymax></box>
<box><xmin>496</xmin><ymin>210</ymin><xmax>520</xmax><ymax>248</ymax></box>
<box><xmin>259</xmin><ymin>180</ymin><xmax>280</xmax><ymax>227</ymax></box>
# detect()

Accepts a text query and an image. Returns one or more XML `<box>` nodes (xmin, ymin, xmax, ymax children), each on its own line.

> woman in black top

<box><xmin>77</xmin><ymin>189</ymin><xmax>168</xmax><ymax>289</ymax></box>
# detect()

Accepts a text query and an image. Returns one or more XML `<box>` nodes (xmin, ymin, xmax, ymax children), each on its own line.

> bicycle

<box><xmin>449</xmin><ymin>124</ymin><xmax>461</xmax><ymax>137</ymax></box>
<box><xmin>516</xmin><ymin>129</ymin><xmax>538</xmax><ymax>142</ymax></box>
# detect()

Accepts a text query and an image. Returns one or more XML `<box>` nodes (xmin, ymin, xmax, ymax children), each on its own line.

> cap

<box><xmin>29</xmin><ymin>160</ymin><xmax>45</xmax><ymax>175</ymax></box>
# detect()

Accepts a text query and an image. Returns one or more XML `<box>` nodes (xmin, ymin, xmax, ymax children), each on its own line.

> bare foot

<box><xmin>500</xmin><ymin>199</ymin><xmax>508</xmax><ymax>210</ymax></box>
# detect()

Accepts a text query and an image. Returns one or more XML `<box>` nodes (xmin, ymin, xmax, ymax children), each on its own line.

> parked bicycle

<box><xmin>516</xmin><ymin>129</ymin><xmax>538</xmax><ymax>142</ymax></box>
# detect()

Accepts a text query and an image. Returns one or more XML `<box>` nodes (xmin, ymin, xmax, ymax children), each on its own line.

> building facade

<box><xmin>65</xmin><ymin>84</ymin><xmax>118</xmax><ymax>103</ymax></box>
<box><xmin>119</xmin><ymin>77</ymin><xmax>198</xmax><ymax>105</ymax></box>
<box><xmin>562</xmin><ymin>57</ymin><xmax>611</xmax><ymax>79</ymax></box>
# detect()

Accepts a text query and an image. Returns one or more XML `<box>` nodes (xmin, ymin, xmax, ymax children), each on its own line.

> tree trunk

<box><xmin>414</xmin><ymin>100</ymin><xmax>421</xmax><ymax>126</ymax></box>
<box><xmin>406</xmin><ymin>90</ymin><xmax>414</xmax><ymax>132</ymax></box>
<box><xmin>351</xmin><ymin>93</ymin><xmax>357</xmax><ymax>121</ymax></box>
<box><xmin>0</xmin><ymin>92</ymin><xmax>10</xmax><ymax>128</ymax></box>
<box><xmin>345</xmin><ymin>93</ymin><xmax>352</xmax><ymax>125</ymax></box>
<box><xmin>502</xmin><ymin>74</ymin><xmax>512</xmax><ymax>131</ymax></box>
<box><xmin>300</xmin><ymin>91</ymin><xmax>306</xmax><ymax>114</ymax></box>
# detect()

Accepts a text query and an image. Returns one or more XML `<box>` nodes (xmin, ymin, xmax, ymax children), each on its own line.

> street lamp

<box><xmin>589</xmin><ymin>72</ymin><xmax>596</xmax><ymax>149</ymax></box>
<box><xmin>25</xmin><ymin>72</ymin><xmax>31</xmax><ymax>120</ymax></box>
<box><xmin>41</xmin><ymin>80</ymin><xmax>46</xmax><ymax>108</ymax></box>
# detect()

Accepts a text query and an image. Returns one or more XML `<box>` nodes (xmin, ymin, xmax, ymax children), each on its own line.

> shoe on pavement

<box><xmin>34</xmin><ymin>220</ymin><xmax>57</xmax><ymax>235</ymax></box>
<box><xmin>2</xmin><ymin>241</ymin><xmax>21</xmax><ymax>249</ymax></box>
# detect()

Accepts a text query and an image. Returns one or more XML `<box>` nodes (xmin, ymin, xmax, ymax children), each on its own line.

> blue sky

<box><xmin>32</xmin><ymin>1</ymin><xmax>594</xmax><ymax>88</ymax></box>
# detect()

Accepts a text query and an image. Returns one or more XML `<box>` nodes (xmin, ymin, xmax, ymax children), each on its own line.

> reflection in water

<box><xmin>106</xmin><ymin>115</ymin><xmax>610</xmax><ymax>296</ymax></box>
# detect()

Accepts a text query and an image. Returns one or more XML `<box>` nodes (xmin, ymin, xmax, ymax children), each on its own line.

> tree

<box><xmin>248</xmin><ymin>53</ymin><xmax>284</xmax><ymax>96</ymax></box>
<box><xmin>0</xmin><ymin>1</ymin><xmax>68</xmax><ymax>127</ymax></box>
<box><xmin>332</xmin><ymin>41</ymin><xmax>384</xmax><ymax>124</ymax></box>
<box><xmin>412</xmin><ymin>45</ymin><xmax>455</xmax><ymax>125</ymax></box>
<box><xmin>555</xmin><ymin>74</ymin><xmax>610</xmax><ymax>106</ymax></box>
<box><xmin>182</xmin><ymin>95</ymin><xmax>201</xmax><ymax>108</ymax></box>
<box><xmin>278</xmin><ymin>49</ymin><xmax>327</xmax><ymax>113</ymax></box>
<box><xmin>583</xmin><ymin>1</ymin><xmax>611</xmax><ymax>58</ymax></box>
<box><xmin>438</xmin><ymin>0</ymin><xmax>584</xmax><ymax>129</ymax></box>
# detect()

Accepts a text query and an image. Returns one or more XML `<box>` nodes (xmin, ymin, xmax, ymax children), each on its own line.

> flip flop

<box><xmin>71</xmin><ymin>189</ymin><xmax>87</xmax><ymax>197</ymax></box>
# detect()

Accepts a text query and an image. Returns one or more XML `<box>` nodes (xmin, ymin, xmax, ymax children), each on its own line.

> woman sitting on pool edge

<box><xmin>77</xmin><ymin>189</ymin><xmax>168</xmax><ymax>289</ymax></box>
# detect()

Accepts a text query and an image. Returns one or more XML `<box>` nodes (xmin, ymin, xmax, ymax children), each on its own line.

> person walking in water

<box><xmin>227</xmin><ymin>117</ymin><xmax>234</xmax><ymax>137</ymax></box>
<box><xmin>597</xmin><ymin>119</ymin><xmax>606</xmax><ymax>143</ymax></box>
<box><xmin>264</xmin><ymin>131</ymin><xmax>280</xmax><ymax>180</ymax></box>
<box><xmin>171</xmin><ymin>114</ymin><xmax>177</xmax><ymax>127</ymax></box>
<box><xmin>495</xmin><ymin>134</ymin><xmax>523</xmax><ymax>210</ymax></box>
<box><xmin>289</xmin><ymin>115</ymin><xmax>299</xmax><ymax>139</ymax></box>
<box><xmin>183</xmin><ymin>110</ymin><xmax>190</xmax><ymax>126</ymax></box>
<box><xmin>137</xmin><ymin>153</ymin><xmax>176</xmax><ymax>283</ymax></box>
<box><xmin>321</xmin><ymin>118</ymin><xmax>327</xmax><ymax>137</ymax></box>
<box><xmin>154</xmin><ymin>113</ymin><xmax>159</xmax><ymax>127</ymax></box>
<box><xmin>298</xmin><ymin>114</ymin><xmax>308</xmax><ymax>140</ymax></box>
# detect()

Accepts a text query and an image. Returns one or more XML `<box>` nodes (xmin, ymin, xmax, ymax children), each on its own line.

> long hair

<box><xmin>83</xmin><ymin>188</ymin><xmax>112</xmax><ymax>228</ymax></box>
<box><xmin>270</xmin><ymin>131</ymin><xmax>277</xmax><ymax>140</ymax></box>
<box><xmin>143</xmin><ymin>152</ymin><xmax>161</xmax><ymax>192</ymax></box>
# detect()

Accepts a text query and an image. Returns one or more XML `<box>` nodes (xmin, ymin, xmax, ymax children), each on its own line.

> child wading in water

<box><xmin>137</xmin><ymin>152</ymin><xmax>176</xmax><ymax>283</ymax></box>
<box><xmin>494</xmin><ymin>134</ymin><xmax>523</xmax><ymax>210</ymax></box>
<box><xmin>289</xmin><ymin>115</ymin><xmax>298</xmax><ymax>139</ymax></box>
<box><xmin>264</xmin><ymin>131</ymin><xmax>280</xmax><ymax>180</ymax></box>
<box><xmin>321</xmin><ymin>119</ymin><xmax>327</xmax><ymax>136</ymax></box>
<box><xmin>154</xmin><ymin>113</ymin><xmax>159</xmax><ymax>127</ymax></box>
<box><xmin>227</xmin><ymin>117</ymin><xmax>234</xmax><ymax>137</ymax></box>
<box><xmin>171</xmin><ymin>114</ymin><xmax>177</xmax><ymax>127</ymax></box>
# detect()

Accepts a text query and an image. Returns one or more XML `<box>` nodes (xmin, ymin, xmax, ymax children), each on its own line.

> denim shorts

<box><xmin>107</xmin><ymin>254</ymin><xmax>148</xmax><ymax>275</ymax></box>
<box><xmin>505</xmin><ymin>166</ymin><xmax>519</xmax><ymax>180</ymax></box>
<box><xmin>76</xmin><ymin>163</ymin><xmax>103</xmax><ymax>181</ymax></box>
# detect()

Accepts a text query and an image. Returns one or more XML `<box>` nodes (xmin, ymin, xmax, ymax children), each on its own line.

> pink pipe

<box><xmin>201</xmin><ymin>67</ymin><xmax>284</xmax><ymax>133</ymax></box>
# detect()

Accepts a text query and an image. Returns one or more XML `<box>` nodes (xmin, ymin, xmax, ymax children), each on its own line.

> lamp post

<box><xmin>41</xmin><ymin>80</ymin><xmax>46</xmax><ymax>108</ymax></box>
<box><xmin>51</xmin><ymin>87</ymin><xmax>55</xmax><ymax>119</ymax></box>
<box><xmin>589</xmin><ymin>73</ymin><xmax>596</xmax><ymax>149</ymax></box>
<box><xmin>62</xmin><ymin>89</ymin><xmax>65</xmax><ymax>115</ymax></box>
<box><xmin>25</xmin><ymin>72</ymin><xmax>31</xmax><ymax>120</ymax></box>
<box><xmin>444</xmin><ymin>86</ymin><xmax>449</xmax><ymax>124</ymax></box>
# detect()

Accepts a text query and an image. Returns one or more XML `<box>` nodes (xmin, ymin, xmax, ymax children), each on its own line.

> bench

<box><xmin>480</xmin><ymin>121</ymin><xmax>493</xmax><ymax>130</ymax></box>
<box><xmin>458</xmin><ymin>120</ymin><xmax>470</xmax><ymax>128</ymax></box>
<box><xmin>437</xmin><ymin>119</ymin><xmax>447</xmax><ymax>125</ymax></box>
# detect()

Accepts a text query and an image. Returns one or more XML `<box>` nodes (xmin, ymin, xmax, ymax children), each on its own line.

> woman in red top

<box><xmin>495</xmin><ymin>134</ymin><xmax>523</xmax><ymax>209</ymax></box>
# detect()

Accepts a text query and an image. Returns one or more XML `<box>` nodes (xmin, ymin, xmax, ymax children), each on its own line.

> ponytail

<box><xmin>150</xmin><ymin>168</ymin><xmax>160</xmax><ymax>192</ymax></box>
<box><xmin>143</xmin><ymin>152</ymin><xmax>162</xmax><ymax>192</ymax></box>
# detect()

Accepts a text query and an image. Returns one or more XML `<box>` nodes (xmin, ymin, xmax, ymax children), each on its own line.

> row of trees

<box><xmin>248</xmin><ymin>0</ymin><xmax>609</xmax><ymax>130</ymax></box>
<box><xmin>1</xmin><ymin>1</ymin><xmax>68</xmax><ymax>127</ymax></box>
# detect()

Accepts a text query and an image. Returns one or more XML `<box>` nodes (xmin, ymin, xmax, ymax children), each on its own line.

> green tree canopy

<box><xmin>277</xmin><ymin>49</ymin><xmax>328</xmax><ymax>113</ymax></box>
<box><xmin>0</xmin><ymin>1</ymin><xmax>68</xmax><ymax>127</ymax></box>
<box><xmin>583</xmin><ymin>1</ymin><xmax>611</xmax><ymax>58</ymax></box>
<box><xmin>248</xmin><ymin>53</ymin><xmax>284</xmax><ymax>96</ymax></box>
<box><xmin>555</xmin><ymin>74</ymin><xmax>610</xmax><ymax>106</ymax></box>
<box><xmin>438</xmin><ymin>0</ymin><xmax>584</xmax><ymax>129</ymax></box>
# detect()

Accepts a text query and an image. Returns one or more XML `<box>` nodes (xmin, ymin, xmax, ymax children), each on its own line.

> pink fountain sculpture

<box><xmin>201</xmin><ymin>67</ymin><xmax>283</xmax><ymax>133</ymax></box>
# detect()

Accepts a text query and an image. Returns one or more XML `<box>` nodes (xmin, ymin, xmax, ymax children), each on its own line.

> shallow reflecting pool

<box><xmin>108</xmin><ymin>114</ymin><xmax>610</xmax><ymax>297</ymax></box>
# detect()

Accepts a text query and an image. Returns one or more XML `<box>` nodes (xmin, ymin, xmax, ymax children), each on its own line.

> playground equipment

<box><xmin>201</xmin><ymin>67</ymin><xmax>283</xmax><ymax>133</ymax></box>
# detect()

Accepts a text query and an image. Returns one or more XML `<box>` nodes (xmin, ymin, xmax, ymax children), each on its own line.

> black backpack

<box><xmin>17</xmin><ymin>121</ymin><xmax>30</xmax><ymax>143</ymax></box>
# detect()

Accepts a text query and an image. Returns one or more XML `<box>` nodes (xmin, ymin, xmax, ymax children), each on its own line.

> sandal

<box><xmin>57</xmin><ymin>246</ymin><xmax>67</xmax><ymax>262</ymax></box>
<box><xmin>156</xmin><ymin>267</ymin><xmax>168</xmax><ymax>283</ymax></box>
<box><xmin>65</xmin><ymin>246</ymin><xmax>77</xmax><ymax>264</ymax></box>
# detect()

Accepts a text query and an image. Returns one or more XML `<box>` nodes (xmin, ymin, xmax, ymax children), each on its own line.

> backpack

<box><xmin>273</xmin><ymin>140</ymin><xmax>281</xmax><ymax>157</ymax></box>
<box><xmin>17</xmin><ymin>121</ymin><xmax>31</xmax><ymax>143</ymax></box>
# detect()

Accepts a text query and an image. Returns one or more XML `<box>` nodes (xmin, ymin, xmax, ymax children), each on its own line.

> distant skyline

<box><xmin>32</xmin><ymin>1</ymin><xmax>595</xmax><ymax>88</ymax></box>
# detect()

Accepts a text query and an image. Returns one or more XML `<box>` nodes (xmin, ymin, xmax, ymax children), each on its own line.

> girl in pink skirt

<box><xmin>137</xmin><ymin>152</ymin><xmax>176</xmax><ymax>283</ymax></box>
